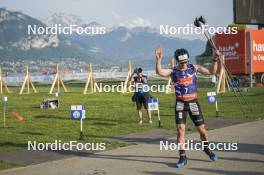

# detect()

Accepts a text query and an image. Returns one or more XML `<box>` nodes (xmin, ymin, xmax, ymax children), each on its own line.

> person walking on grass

<box><xmin>155</xmin><ymin>47</ymin><xmax>219</xmax><ymax>168</ymax></box>
<box><xmin>131</xmin><ymin>68</ymin><xmax>152</xmax><ymax>124</ymax></box>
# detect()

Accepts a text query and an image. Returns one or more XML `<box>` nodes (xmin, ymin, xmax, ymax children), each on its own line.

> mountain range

<box><xmin>0</xmin><ymin>8</ymin><xmax>205</xmax><ymax>67</ymax></box>
<box><xmin>0</xmin><ymin>8</ymin><xmax>86</xmax><ymax>60</ymax></box>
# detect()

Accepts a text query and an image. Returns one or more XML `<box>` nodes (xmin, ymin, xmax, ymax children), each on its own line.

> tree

<box><xmin>196</xmin><ymin>40</ymin><xmax>213</xmax><ymax>67</ymax></box>
<box><xmin>228</xmin><ymin>23</ymin><xmax>247</xmax><ymax>30</ymax></box>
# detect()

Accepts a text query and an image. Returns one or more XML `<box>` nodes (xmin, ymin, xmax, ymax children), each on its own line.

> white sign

<box><xmin>207</xmin><ymin>92</ymin><xmax>217</xmax><ymax>96</ymax></box>
<box><xmin>2</xmin><ymin>96</ymin><xmax>7</xmax><ymax>102</ymax></box>
<box><xmin>147</xmin><ymin>97</ymin><xmax>161</xmax><ymax>127</ymax></box>
<box><xmin>148</xmin><ymin>98</ymin><xmax>159</xmax><ymax>111</ymax></box>
<box><xmin>206</xmin><ymin>91</ymin><xmax>219</xmax><ymax>117</ymax></box>
<box><xmin>55</xmin><ymin>92</ymin><xmax>60</xmax><ymax>97</ymax></box>
<box><xmin>148</xmin><ymin>102</ymin><xmax>159</xmax><ymax>111</ymax></box>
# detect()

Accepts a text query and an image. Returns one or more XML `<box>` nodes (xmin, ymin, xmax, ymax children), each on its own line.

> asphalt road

<box><xmin>1</xmin><ymin>120</ymin><xmax>263</xmax><ymax>175</ymax></box>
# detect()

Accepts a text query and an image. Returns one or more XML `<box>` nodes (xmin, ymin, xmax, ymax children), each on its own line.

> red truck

<box><xmin>215</xmin><ymin>29</ymin><xmax>264</xmax><ymax>87</ymax></box>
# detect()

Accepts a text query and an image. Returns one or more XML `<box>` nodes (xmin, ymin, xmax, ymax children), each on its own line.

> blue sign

<box><xmin>208</xmin><ymin>96</ymin><xmax>216</xmax><ymax>103</ymax></box>
<box><xmin>70</xmin><ymin>105</ymin><xmax>85</xmax><ymax>120</ymax></box>
<box><xmin>207</xmin><ymin>92</ymin><xmax>217</xmax><ymax>103</ymax></box>
<box><xmin>147</xmin><ymin>98</ymin><xmax>159</xmax><ymax>111</ymax></box>
<box><xmin>148</xmin><ymin>98</ymin><xmax>157</xmax><ymax>103</ymax></box>
<box><xmin>70</xmin><ymin>110</ymin><xmax>82</xmax><ymax>120</ymax></box>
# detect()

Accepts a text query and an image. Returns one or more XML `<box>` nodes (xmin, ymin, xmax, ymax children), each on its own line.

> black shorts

<box><xmin>135</xmin><ymin>93</ymin><xmax>148</xmax><ymax>110</ymax></box>
<box><xmin>175</xmin><ymin>99</ymin><xmax>204</xmax><ymax>126</ymax></box>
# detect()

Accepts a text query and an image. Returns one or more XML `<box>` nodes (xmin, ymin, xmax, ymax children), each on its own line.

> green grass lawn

<box><xmin>0</xmin><ymin>81</ymin><xmax>263</xmax><ymax>156</ymax></box>
<box><xmin>0</xmin><ymin>160</ymin><xmax>22</xmax><ymax>171</ymax></box>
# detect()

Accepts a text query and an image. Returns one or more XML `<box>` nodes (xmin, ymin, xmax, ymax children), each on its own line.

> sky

<box><xmin>0</xmin><ymin>0</ymin><xmax>234</xmax><ymax>39</ymax></box>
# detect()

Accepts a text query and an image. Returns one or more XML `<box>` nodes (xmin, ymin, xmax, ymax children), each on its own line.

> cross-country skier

<box><xmin>155</xmin><ymin>47</ymin><xmax>219</xmax><ymax>168</ymax></box>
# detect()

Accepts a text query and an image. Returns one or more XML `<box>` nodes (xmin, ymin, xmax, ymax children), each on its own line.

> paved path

<box><xmin>1</xmin><ymin>120</ymin><xmax>263</xmax><ymax>175</ymax></box>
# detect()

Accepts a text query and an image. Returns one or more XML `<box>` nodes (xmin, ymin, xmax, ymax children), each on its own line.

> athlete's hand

<box><xmin>214</xmin><ymin>50</ymin><xmax>221</xmax><ymax>58</ymax></box>
<box><xmin>155</xmin><ymin>47</ymin><xmax>163</xmax><ymax>61</ymax></box>
<box><xmin>212</xmin><ymin>50</ymin><xmax>221</xmax><ymax>62</ymax></box>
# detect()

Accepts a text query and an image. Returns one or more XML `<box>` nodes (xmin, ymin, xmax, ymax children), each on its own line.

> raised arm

<box><xmin>195</xmin><ymin>50</ymin><xmax>220</xmax><ymax>75</ymax></box>
<box><xmin>155</xmin><ymin>47</ymin><xmax>172</xmax><ymax>77</ymax></box>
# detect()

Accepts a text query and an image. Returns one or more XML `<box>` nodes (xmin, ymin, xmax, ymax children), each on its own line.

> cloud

<box><xmin>111</xmin><ymin>11</ymin><xmax>121</xmax><ymax>20</ymax></box>
<box><xmin>119</xmin><ymin>17</ymin><xmax>152</xmax><ymax>28</ymax></box>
